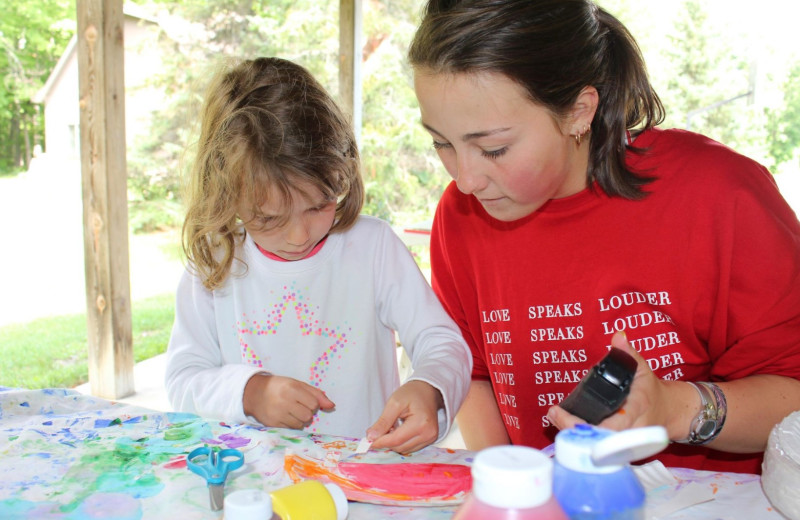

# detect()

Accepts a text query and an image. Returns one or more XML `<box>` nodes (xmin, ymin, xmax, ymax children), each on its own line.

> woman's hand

<box><xmin>548</xmin><ymin>331</ymin><xmax>800</xmax><ymax>452</ymax></box>
<box><xmin>243</xmin><ymin>373</ymin><xmax>335</xmax><ymax>429</ymax></box>
<box><xmin>547</xmin><ymin>330</ymin><xmax>692</xmax><ymax>438</ymax></box>
<box><xmin>367</xmin><ymin>380</ymin><xmax>444</xmax><ymax>454</ymax></box>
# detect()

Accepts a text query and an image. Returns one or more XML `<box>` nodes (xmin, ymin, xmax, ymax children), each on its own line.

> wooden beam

<box><xmin>339</xmin><ymin>0</ymin><xmax>362</xmax><ymax>144</ymax></box>
<box><xmin>76</xmin><ymin>0</ymin><xmax>134</xmax><ymax>399</ymax></box>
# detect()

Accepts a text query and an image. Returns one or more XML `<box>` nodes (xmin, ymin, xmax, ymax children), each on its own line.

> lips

<box><xmin>477</xmin><ymin>196</ymin><xmax>505</xmax><ymax>206</ymax></box>
<box><xmin>283</xmin><ymin>246</ymin><xmax>312</xmax><ymax>257</ymax></box>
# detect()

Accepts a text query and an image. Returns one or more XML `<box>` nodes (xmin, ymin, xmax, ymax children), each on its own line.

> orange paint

<box><xmin>320</xmin><ymin>440</ymin><xmax>349</xmax><ymax>450</ymax></box>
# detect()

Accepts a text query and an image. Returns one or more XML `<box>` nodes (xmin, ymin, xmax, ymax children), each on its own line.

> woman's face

<box><xmin>239</xmin><ymin>181</ymin><xmax>337</xmax><ymax>261</ymax></box>
<box><xmin>414</xmin><ymin>70</ymin><xmax>590</xmax><ymax>221</ymax></box>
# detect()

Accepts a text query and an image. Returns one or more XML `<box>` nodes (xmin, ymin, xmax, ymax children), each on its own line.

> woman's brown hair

<box><xmin>408</xmin><ymin>0</ymin><xmax>665</xmax><ymax>199</ymax></box>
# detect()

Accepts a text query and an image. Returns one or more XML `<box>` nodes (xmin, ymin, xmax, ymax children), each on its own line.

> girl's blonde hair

<box><xmin>183</xmin><ymin>57</ymin><xmax>363</xmax><ymax>290</ymax></box>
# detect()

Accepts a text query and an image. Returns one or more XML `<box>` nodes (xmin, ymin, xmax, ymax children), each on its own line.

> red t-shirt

<box><xmin>430</xmin><ymin>128</ymin><xmax>800</xmax><ymax>474</ymax></box>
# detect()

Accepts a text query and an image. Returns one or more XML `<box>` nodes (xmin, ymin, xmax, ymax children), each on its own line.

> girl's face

<box><xmin>240</xmin><ymin>181</ymin><xmax>337</xmax><ymax>261</ymax></box>
<box><xmin>414</xmin><ymin>70</ymin><xmax>591</xmax><ymax>222</ymax></box>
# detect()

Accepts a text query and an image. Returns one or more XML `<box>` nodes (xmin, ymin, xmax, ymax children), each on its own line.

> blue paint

<box><xmin>30</xmin><ymin>452</ymin><xmax>52</xmax><ymax>459</ymax></box>
<box><xmin>68</xmin><ymin>492</ymin><xmax>144</xmax><ymax>519</ymax></box>
<box><xmin>0</xmin><ymin>495</ymin><xmax>144</xmax><ymax>520</ymax></box>
<box><xmin>552</xmin><ymin>425</ymin><xmax>645</xmax><ymax>520</ymax></box>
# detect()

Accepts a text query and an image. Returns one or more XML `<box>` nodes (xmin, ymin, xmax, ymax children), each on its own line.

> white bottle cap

<box><xmin>555</xmin><ymin>424</ymin><xmax>668</xmax><ymax>474</ymax></box>
<box><xmin>471</xmin><ymin>445</ymin><xmax>554</xmax><ymax>509</ymax></box>
<box><xmin>592</xmin><ymin>426</ymin><xmax>669</xmax><ymax>467</ymax></box>
<box><xmin>224</xmin><ymin>489</ymin><xmax>273</xmax><ymax>520</ymax></box>
<box><xmin>324</xmin><ymin>482</ymin><xmax>349</xmax><ymax>520</ymax></box>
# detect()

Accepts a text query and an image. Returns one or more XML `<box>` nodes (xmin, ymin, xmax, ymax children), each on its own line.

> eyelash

<box><xmin>482</xmin><ymin>148</ymin><xmax>507</xmax><ymax>159</ymax></box>
<box><xmin>431</xmin><ymin>141</ymin><xmax>507</xmax><ymax>159</ymax></box>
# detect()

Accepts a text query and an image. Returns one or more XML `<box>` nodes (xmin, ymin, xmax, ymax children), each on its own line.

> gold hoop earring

<box><xmin>573</xmin><ymin>124</ymin><xmax>590</xmax><ymax>147</ymax></box>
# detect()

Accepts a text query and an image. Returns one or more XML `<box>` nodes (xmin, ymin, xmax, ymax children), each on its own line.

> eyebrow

<box><xmin>421</xmin><ymin>122</ymin><xmax>511</xmax><ymax>142</ymax></box>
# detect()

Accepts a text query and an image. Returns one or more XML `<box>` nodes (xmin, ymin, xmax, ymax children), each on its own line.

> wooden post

<box><xmin>76</xmin><ymin>0</ymin><xmax>134</xmax><ymax>399</ymax></box>
<box><xmin>339</xmin><ymin>0</ymin><xmax>362</xmax><ymax>145</ymax></box>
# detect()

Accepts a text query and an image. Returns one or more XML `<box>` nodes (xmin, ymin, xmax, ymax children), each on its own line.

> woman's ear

<box><xmin>568</xmin><ymin>86</ymin><xmax>599</xmax><ymax>135</ymax></box>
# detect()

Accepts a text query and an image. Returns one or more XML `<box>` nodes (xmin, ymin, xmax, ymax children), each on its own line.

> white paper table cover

<box><xmin>0</xmin><ymin>388</ymin><xmax>787</xmax><ymax>519</ymax></box>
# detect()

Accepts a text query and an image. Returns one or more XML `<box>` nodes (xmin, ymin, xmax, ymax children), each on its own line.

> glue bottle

<box><xmin>223</xmin><ymin>488</ymin><xmax>278</xmax><ymax>520</ymax></box>
<box><xmin>270</xmin><ymin>480</ymin><xmax>348</xmax><ymax>520</ymax></box>
<box><xmin>452</xmin><ymin>445</ymin><xmax>569</xmax><ymax>520</ymax></box>
<box><xmin>223</xmin><ymin>480</ymin><xmax>348</xmax><ymax>520</ymax></box>
<box><xmin>552</xmin><ymin>424</ymin><xmax>668</xmax><ymax>520</ymax></box>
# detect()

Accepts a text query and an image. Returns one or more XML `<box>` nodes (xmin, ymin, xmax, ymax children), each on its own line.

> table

<box><xmin>0</xmin><ymin>388</ymin><xmax>788</xmax><ymax>519</ymax></box>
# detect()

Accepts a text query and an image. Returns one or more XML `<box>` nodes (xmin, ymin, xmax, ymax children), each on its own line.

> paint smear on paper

<box><xmin>284</xmin><ymin>452</ymin><xmax>471</xmax><ymax>506</ymax></box>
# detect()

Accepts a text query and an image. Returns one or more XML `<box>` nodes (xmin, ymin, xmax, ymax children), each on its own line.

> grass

<box><xmin>0</xmin><ymin>293</ymin><xmax>175</xmax><ymax>389</ymax></box>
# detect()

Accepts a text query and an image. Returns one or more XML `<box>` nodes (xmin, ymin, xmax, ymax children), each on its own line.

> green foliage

<box><xmin>359</xmin><ymin>1</ymin><xmax>448</xmax><ymax>222</ymax></box>
<box><xmin>0</xmin><ymin>0</ymin><xmax>74</xmax><ymax>174</ymax></box>
<box><xmin>660</xmin><ymin>0</ymin><xmax>752</xmax><ymax>142</ymax></box>
<box><xmin>0</xmin><ymin>293</ymin><xmax>175</xmax><ymax>389</ymax></box>
<box><xmin>765</xmin><ymin>60</ymin><xmax>800</xmax><ymax>170</ymax></box>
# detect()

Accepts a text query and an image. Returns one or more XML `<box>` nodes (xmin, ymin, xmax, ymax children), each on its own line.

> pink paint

<box><xmin>453</xmin><ymin>494</ymin><xmax>568</xmax><ymax>520</ymax></box>
<box><xmin>163</xmin><ymin>456</ymin><xmax>187</xmax><ymax>470</ymax></box>
<box><xmin>284</xmin><ymin>452</ymin><xmax>471</xmax><ymax>506</ymax></box>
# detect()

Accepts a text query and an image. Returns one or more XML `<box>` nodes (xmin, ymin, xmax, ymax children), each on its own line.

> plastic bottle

<box><xmin>270</xmin><ymin>480</ymin><xmax>348</xmax><ymax>520</ymax></box>
<box><xmin>224</xmin><ymin>489</ymin><xmax>278</xmax><ymax>520</ymax></box>
<box><xmin>552</xmin><ymin>424</ymin><xmax>668</xmax><ymax>520</ymax></box>
<box><xmin>223</xmin><ymin>481</ymin><xmax>348</xmax><ymax>520</ymax></box>
<box><xmin>453</xmin><ymin>445</ymin><xmax>569</xmax><ymax>520</ymax></box>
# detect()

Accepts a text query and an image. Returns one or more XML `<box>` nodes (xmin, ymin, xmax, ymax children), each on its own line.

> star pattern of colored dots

<box><xmin>235</xmin><ymin>282</ymin><xmax>352</xmax><ymax>390</ymax></box>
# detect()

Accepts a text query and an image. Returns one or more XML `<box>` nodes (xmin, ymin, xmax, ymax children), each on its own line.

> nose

<box><xmin>284</xmin><ymin>218</ymin><xmax>310</xmax><ymax>246</ymax></box>
<box><xmin>453</xmin><ymin>153</ymin><xmax>484</xmax><ymax>195</ymax></box>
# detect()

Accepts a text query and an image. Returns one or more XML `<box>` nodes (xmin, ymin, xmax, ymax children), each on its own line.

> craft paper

<box><xmin>285</xmin><ymin>451</ymin><xmax>471</xmax><ymax>506</ymax></box>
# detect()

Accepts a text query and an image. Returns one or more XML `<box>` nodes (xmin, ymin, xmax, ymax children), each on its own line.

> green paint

<box><xmin>280</xmin><ymin>436</ymin><xmax>303</xmax><ymax>444</ymax></box>
<box><xmin>164</xmin><ymin>428</ymin><xmax>191</xmax><ymax>441</ymax></box>
<box><xmin>161</xmin><ymin>419</ymin><xmax>212</xmax><ymax>445</ymax></box>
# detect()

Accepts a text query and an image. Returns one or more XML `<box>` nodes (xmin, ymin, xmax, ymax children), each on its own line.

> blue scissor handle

<box><xmin>187</xmin><ymin>446</ymin><xmax>244</xmax><ymax>485</ymax></box>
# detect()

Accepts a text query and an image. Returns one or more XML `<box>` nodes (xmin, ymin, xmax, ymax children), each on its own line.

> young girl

<box><xmin>165</xmin><ymin>57</ymin><xmax>471</xmax><ymax>454</ymax></box>
<box><xmin>408</xmin><ymin>0</ymin><xmax>800</xmax><ymax>472</ymax></box>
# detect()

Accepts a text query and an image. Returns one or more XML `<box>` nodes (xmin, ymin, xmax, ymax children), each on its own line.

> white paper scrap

<box><xmin>355</xmin><ymin>437</ymin><xmax>372</xmax><ymax>454</ymax></box>
<box><xmin>647</xmin><ymin>482</ymin><xmax>716</xmax><ymax>519</ymax></box>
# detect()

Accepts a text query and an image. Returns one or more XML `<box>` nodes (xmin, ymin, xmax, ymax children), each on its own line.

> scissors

<box><xmin>187</xmin><ymin>446</ymin><xmax>245</xmax><ymax>511</ymax></box>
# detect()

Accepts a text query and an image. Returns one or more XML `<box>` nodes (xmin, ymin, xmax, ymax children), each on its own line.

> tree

<box><xmin>765</xmin><ymin>60</ymin><xmax>800</xmax><ymax>171</ymax></box>
<box><xmin>0</xmin><ymin>0</ymin><xmax>74</xmax><ymax>174</ymax></box>
<box><xmin>660</xmin><ymin>0</ymin><xmax>753</xmax><ymax>142</ymax></box>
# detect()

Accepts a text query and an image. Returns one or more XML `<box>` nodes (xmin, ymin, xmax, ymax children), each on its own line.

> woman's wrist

<box><xmin>663</xmin><ymin>380</ymin><xmax>705</xmax><ymax>442</ymax></box>
<box><xmin>676</xmin><ymin>382</ymin><xmax>727</xmax><ymax>445</ymax></box>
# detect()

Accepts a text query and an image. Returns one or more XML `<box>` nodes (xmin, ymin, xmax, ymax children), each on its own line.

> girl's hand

<box><xmin>367</xmin><ymin>380</ymin><xmax>444</xmax><ymax>454</ymax></box>
<box><xmin>243</xmin><ymin>374</ymin><xmax>335</xmax><ymax>429</ymax></box>
<box><xmin>547</xmin><ymin>330</ymin><xmax>676</xmax><ymax>434</ymax></box>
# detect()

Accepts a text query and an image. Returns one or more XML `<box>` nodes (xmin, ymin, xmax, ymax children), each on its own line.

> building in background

<box><xmin>32</xmin><ymin>5</ymin><xmax>164</xmax><ymax>162</ymax></box>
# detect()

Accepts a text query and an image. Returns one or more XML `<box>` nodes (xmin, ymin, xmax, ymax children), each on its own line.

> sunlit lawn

<box><xmin>0</xmin><ymin>293</ymin><xmax>174</xmax><ymax>389</ymax></box>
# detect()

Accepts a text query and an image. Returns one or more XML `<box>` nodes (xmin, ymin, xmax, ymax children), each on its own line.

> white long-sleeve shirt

<box><xmin>165</xmin><ymin>215</ymin><xmax>471</xmax><ymax>440</ymax></box>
